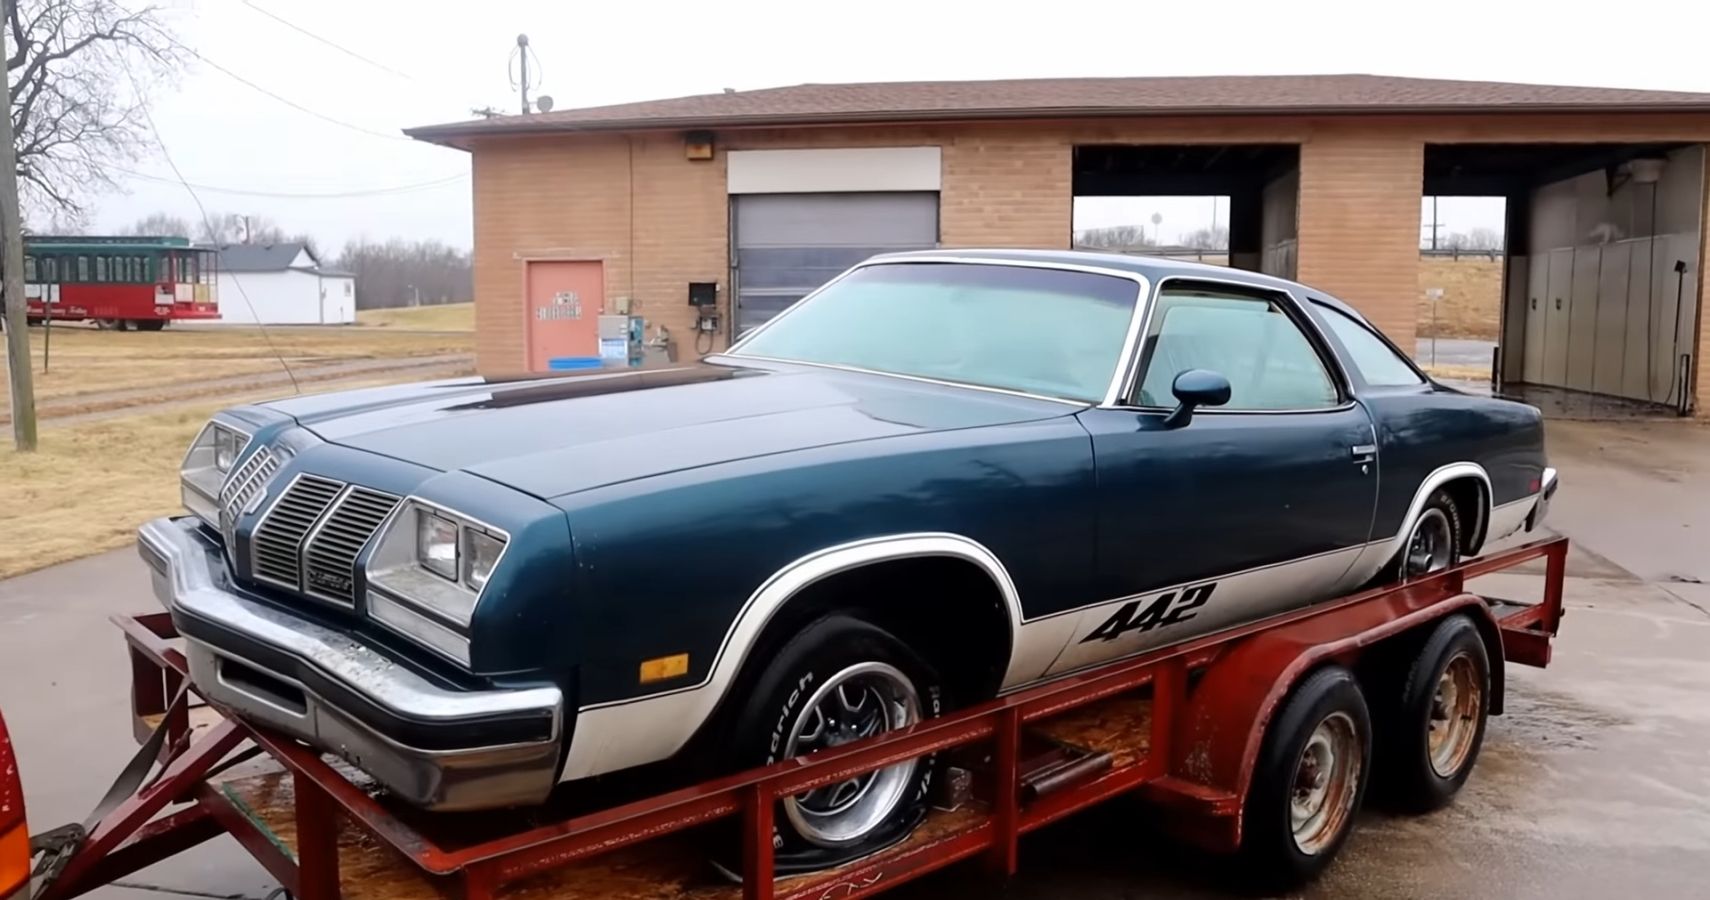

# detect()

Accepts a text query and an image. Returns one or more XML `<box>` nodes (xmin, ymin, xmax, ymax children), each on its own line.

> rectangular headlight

<box><xmin>213</xmin><ymin>426</ymin><xmax>238</xmax><ymax>473</ymax></box>
<box><xmin>416</xmin><ymin>510</ymin><xmax>459</xmax><ymax>582</ymax></box>
<box><xmin>464</xmin><ymin>529</ymin><xmax>504</xmax><ymax>591</ymax></box>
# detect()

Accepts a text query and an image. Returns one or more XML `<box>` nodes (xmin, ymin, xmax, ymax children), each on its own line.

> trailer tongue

<box><xmin>18</xmin><ymin>537</ymin><xmax>1567</xmax><ymax>900</ymax></box>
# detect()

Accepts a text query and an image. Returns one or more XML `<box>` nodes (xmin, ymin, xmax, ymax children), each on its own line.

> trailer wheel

<box><xmin>1241</xmin><ymin>665</ymin><xmax>1371</xmax><ymax>889</ymax></box>
<box><xmin>1377</xmin><ymin>615</ymin><xmax>1490</xmax><ymax>812</ymax></box>
<box><xmin>716</xmin><ymin>614</ymin><xmax>943</xmax><ymax>874</ymax></box>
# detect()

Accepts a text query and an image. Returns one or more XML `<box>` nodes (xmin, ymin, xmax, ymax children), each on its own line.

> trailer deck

<box><xmin>28</xmin><ymin>537</ymin><xmax>1567</xmax><ymax>900</ymax></box>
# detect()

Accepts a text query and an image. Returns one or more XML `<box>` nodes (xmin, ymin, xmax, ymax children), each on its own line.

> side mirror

<box><xmin>1163</xmin><ymin>369</ymin><xmax>1232</xmax><ymax>429</ymax></box>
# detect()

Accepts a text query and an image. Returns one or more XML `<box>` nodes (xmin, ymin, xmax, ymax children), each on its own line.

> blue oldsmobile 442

<box><xmin>140</xmin><ymin>250</ymin><xmax>1557</xmax><ymax>869</ymax></box>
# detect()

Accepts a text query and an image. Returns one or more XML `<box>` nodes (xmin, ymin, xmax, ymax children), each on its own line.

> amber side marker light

<box><xmin>0</xmin><ymin>713</ymin><xmax>28</xmax><ymax>900</ymax></box>
<box><xmin>639</xmin><ymin>653</ymin><xmax>690</xmax><ymax>684</ymax></box>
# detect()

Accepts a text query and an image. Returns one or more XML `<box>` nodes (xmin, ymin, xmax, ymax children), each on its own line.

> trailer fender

<box><xmin>1145</xmin><ymin>589</ymin><xmax>1503</xmax><ymax>853</ymax></box>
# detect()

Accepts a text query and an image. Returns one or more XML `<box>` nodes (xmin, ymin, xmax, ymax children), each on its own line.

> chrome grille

<box><xmin>251</xmin><ymin>475</ymin><xmax>344</xmax><ymax>591</ymax></box>
<box><xmin>303</xmin><ymin>487</ymin><xmax>400</xmax><ymax>606</ymax></box>
<box><xmin>218</xmin><ymin>446</ymin><xmax>279</xmax><ymax>547</ymax></box>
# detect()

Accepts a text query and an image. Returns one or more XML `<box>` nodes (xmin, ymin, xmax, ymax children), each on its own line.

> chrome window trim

<box><xmin>1102</xmin><ymin>273</ymin><xmax>1358</xmax><ymax>415</ymax></box>
<box><xmin>366</xmin><ymin>495</ymin><xmax>513</xmax><ymax>629</ymax></box>
<box><xmin>722</xmin><ymin>255</ymin><xmax>1152</xmax><ymax>408</ymax></box>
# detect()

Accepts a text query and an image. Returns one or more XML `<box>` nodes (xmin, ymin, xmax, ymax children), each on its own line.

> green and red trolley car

<box><xmin>22</xmin><ymin>236</ymin><xmax>219</xmax><ymax>331</ymax></box>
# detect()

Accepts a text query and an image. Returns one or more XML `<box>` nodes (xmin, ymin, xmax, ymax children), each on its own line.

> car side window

<box><xmin>1133</xmin><ymin>286</ymin><xmax>1339</xmax><ymax>411</ymax></box>
<box><xmin>1313</xmin><ymin>302</ymin><xmax>1424</xmax><ymax>387</ymax></box>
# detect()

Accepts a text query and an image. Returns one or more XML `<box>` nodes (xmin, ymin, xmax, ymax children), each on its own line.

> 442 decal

<box><xmin>1079</xmin><ymin>583</ymin><xmax>1216</xmax><ymax>643</ymax></box>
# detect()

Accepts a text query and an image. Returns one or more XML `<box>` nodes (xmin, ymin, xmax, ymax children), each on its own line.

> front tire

<box><xmin>1376</xmin><ymin>615</ymin><xmax>1490</xmax><ymax>812</ymax></box>
<box><xmin>1241</xmin><ymin>665</ymin><xmax>1371</xmax><ymax>889</ymax></box>
<box><xmin>718</xmin><ymin>614</ymin><xmax>943</xmax><ymax>873</ymax></box>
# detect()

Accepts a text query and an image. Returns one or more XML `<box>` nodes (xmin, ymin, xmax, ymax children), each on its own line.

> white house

<box><xmin>213</xmin><ymin>243</ymin><xmax>357</xmax><ymax>325</ymax></box>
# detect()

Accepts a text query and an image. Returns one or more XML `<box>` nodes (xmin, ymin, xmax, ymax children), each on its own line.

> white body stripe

<box><xmin>561</xmin><ymin>462</ymin><xmax>1533</xmax><ymax>783</ymax></box>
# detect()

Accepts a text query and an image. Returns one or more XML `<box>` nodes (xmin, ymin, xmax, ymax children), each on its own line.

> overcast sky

<box><xmin>88</xmin><ymin>0</ymin><xmax>1710</xmax><ymax>252</ymax></box>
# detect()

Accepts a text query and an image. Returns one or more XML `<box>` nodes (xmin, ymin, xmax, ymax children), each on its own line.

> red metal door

<box><xmin>525</xmin><ymin>260</ymin><xmax>604</xmax><ymax>372</ymax></box>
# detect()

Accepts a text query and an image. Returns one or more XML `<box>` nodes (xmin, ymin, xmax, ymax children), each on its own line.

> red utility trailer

<box><xmin>9</xmin><ymin>537</ymin><xmax>1567</xmax><ymax>900</ymax></box>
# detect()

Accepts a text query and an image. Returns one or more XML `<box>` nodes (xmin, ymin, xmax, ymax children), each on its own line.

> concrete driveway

<box><xmin>3</xmin><ymin>419</ymin><xmax>1708</xmax><ymax>899</ymax></box>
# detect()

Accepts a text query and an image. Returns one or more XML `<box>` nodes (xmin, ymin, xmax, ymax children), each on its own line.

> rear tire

<box><xmin>1240</xmin><ymin>665</ymin><xmax>1371</xmax><ymax>890</ymax></box>
<box><xmin>1379</xmin><ymin>490</ymin><xmax>1463</xmax><ymax>584</ymax></box>
<box><xmin>715</xmin><ymin>614</ymin><xmax>943</xmax><ymax>874</ymax></box>
<box><xmin>1375</xmin><ymin>615</ymin><xmax>1490</xmax><ymax>812</ymax></box>
<box><xmin>135</xmin><ymin>319</ymin><xmax>166</xmax><ymax>332</ymax></box>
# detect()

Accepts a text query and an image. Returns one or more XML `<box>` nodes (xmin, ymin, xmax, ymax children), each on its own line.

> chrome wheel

<box><xmin>781</xmin><ymin>661</ymin><xmax>922</xmax><ymax>847</ymax></box>
<box><xmin>1405</xmin><ymin>508</ymin><xmax>1454</xmax><ymax>577</ymax></box>
<box><xmin>1427</xmin><ymin>652</ymin><xmax>1482</xmax><ymax>778</ymax></box>
<box><xmin>1290</xmin><ymin>711</ymin><xmax>1362</xmax><ymax>856</ymax></box>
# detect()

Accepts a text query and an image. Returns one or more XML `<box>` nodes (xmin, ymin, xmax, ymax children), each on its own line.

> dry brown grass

<box><xmin>0</xmin><ymin>373</ymin><xmax>449</xmax><ymax>579</ymax></box>
<box><xmin>355</xmin><ymin>303</ymin><xmax>473</xmax><ymax>331</ymax></box>
<box><xmin>1418</xmin><ymin>256</ymin><xmax>1503</xmax><ymax>341</ymax></box>
<box><xmin>1</xmin><ymin>324</ymin><xmax>472</xmax><ymax>408</ymax></box>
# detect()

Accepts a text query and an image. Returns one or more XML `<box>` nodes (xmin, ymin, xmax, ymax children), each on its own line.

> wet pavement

<box><xmin>2</xmin><ymin>418</ymin><xmax>1708</xmax><ymax>898</ymax></box>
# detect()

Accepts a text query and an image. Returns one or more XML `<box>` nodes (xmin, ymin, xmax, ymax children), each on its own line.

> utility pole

<box><xmin>517</xmin><ymin>34</ymin><xmax>531</xmax><ymax>114</ymax></box>
<box><xmin>1</xmin><ymin>16</ymin><xmax>37</xmax><ymax>452</ymax></box>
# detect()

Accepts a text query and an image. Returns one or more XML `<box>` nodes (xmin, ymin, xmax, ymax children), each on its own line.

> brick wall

<box><xmin>1296</xmin><ymin>129</ymin><xmax>1425</xmax><ymax>349</ymax></box>
<box><xmin>940</xmin><ymin>135</ymin><xmax>1071</xmax><ymax>247</ymax></box>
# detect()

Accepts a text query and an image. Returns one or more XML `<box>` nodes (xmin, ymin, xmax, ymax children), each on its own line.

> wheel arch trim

<box><xmin>561</xmin><ymin>533</ymin><xmax>1022</xmax><ymax>781</ymax></box>
<box><xmin>1382</xmin><ymin>463</ymin><xmax>1491</xmax><ymax>563</ymax></box>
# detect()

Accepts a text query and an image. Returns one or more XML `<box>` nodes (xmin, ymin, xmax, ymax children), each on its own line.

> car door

<box><xmin>1046</xmin><ymin>279</ymin><xmax>1378</xmax><ymax>676</ymax></box>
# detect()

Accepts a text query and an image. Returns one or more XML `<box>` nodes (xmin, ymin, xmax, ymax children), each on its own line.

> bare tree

<box><xmin>116</xmin><ymin>210</ymin><xmax>191</xmax><ymax>237</ymax></box>
<box><xmin>1074</xmin><ymin>224</ymin><xmax>1153</xmax><ymax>251</ymax></box>
<box><xmin>1442</xmin><ymin>227</ymin><xmax>1503</xmax><ymax>253</ymax></box>
<box><xmin>6</xmin><ymin>0</ymin><xmax>185</xmax><ymax>215</ymax></box>
<box><xmin>1180</xmin><ymin>224</ymin><xmax>1229</xmax><ymax>251</ymax></box>
<box><xmin>336</xmin><ymin>238</ymin><xmax>471</xmax><ymax>309</ymax></box>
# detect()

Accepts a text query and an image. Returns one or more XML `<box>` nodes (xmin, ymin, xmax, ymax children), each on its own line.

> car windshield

<box><xmin>731</xmin><ymin>262</ymin><xmax>1141</xmax><ymax>402</ymax></box>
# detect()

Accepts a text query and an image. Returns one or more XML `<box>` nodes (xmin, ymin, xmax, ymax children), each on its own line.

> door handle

<box><xmin>1350</xmin><ymin>443</ymin><xmax>1377</xmax><ymax>463</ymax></box>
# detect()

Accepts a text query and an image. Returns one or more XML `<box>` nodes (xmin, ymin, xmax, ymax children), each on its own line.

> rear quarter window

<box><xmin>1314</xmin><ymin>303</ymin><xmax>1425</xmax><ymax>387</ymax></box>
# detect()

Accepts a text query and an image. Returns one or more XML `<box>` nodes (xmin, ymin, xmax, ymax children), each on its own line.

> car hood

<box><xmin>260</xmin><ymin>359</ymin><xmax>1079</xmax><ymax>499</ymax></box>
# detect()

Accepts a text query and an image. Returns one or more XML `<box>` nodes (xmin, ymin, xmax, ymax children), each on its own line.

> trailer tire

<box><xmin>1241</xmin><ymin>665</ymin><xmax>1371</xmax><ymax>890</ymax></box>
<box><xmin>714</xmin><ymin>614</ymin><xmax>943</xmax><ymax>875</ymax></box>
<box><xmin>1377</xmin><ymin>614</ymin><xmax>1490</xmax><ymax>813</ymax></box>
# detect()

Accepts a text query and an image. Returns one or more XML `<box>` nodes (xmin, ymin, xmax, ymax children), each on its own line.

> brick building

<box><xmin>408</xmin><ymin>74</ymin><xmax>1710</xmax><ymax>414</ymax></box>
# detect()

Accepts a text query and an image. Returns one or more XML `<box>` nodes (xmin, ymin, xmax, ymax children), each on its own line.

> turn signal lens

<box><xmin>0</xmin><ymin>825</ymin><xmax>27</xmax><ymax>900</ymax></box>
<box><xmin>1</xmin><ymin>714</ymin><xmax>29</xmax><ymax>900</ymax></box>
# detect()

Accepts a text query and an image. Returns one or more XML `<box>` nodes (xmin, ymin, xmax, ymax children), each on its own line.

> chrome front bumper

<box><xmin>137</xmin><ymin>516</ymin><xmax>564</xmax><ymax>811</ymax></box>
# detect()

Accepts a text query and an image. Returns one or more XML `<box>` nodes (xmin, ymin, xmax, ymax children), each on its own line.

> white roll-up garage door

<box><xmin>732</xmin><ymin>192</ymin><xmax>939</xmax><ymax>334</ymax></box>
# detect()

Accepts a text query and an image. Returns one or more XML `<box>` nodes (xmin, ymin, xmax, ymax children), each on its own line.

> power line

<box><xmin>239</xmin><ymin>1</ymin><xmax>414</xmax><ymax>81</ymax></box>
<box><xmin>178</xmin><ymin>43</ymin><xmax>411</xmax><ymax>141</ymax></box>
<box><xmin>125</xmin><ymin>71</ymin><xmax>302</xmax><ymax>394</ymax></box>
<box><xmin>105</xmin><ymin>165</ymin><xmax>467</xmax><ymax>199</ymax></box>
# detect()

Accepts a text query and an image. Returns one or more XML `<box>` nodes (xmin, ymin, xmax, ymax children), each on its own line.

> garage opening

<box><xmin>1417</xmin><ymin>195</ymin><xmax>1506</xmax><ymax>385</ymax></box>
<box><xmin>1072</xmin><ymin>145</ymin><xmax>1300</xmax><ymax>277</ymax></box>
<box><xmin>1425</xmin><ymin>143</ymin><xmax>1704</xmax><ymax>415</ymax></box>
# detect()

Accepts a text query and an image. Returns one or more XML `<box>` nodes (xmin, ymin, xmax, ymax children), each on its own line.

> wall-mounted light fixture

<box><xmin>684</xmin><ymin>131</ymin><xmax>715</xmax><ymax>161</ymax></box>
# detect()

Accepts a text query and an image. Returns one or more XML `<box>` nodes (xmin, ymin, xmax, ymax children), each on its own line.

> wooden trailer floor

<box><xmin>209</xmin><ymin>691</ymin><xmax>1156</xmax><ymax>900</ymax></box>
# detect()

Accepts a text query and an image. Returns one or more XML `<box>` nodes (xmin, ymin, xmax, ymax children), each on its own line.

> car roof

<box><xmin>863</xmin><ymin>248</ymin><xmax>1367</xmax><ymax>322</ymax></box>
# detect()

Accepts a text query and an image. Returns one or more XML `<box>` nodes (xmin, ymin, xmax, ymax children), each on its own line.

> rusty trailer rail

<box><xmin>34</xmin><ymin>536</ymin><xmax>1568</xmax><ymax>900</ymax></box>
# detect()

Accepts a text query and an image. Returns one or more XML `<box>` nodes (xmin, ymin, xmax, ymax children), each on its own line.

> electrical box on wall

<box><xmin>688</xmin><ymin>281</ymin><xmax>721</xmax><ymax>335</ymax></box>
